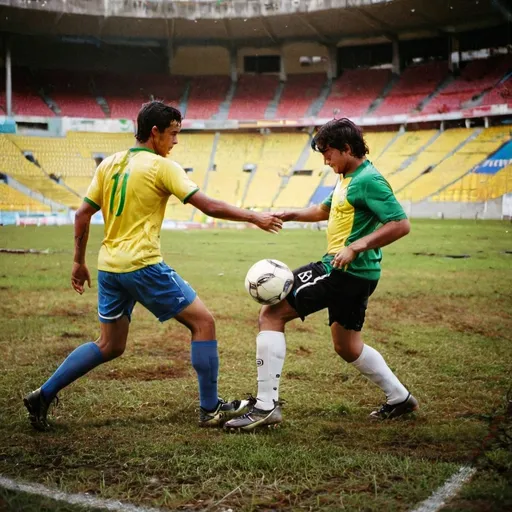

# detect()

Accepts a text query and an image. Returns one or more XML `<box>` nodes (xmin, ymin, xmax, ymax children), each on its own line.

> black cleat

<box><xmin>369</xmin><ymin>393</ymin><xmax>419</xmax><ymax>420</ymax></box>
<box><xmin>23</xmin><ymin>389</ymin><xmax>58</xmax><ymax>432</ymax></box>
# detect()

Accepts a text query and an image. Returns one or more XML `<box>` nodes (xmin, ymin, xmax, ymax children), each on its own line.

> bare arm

<box><xmin>74</xmin><ymin>202</ymin><xmax>97</xmax><ymax>264</ymax></box>
<box><xmin>276</xmin><ymin>204</ymin><xmax>330</xmax><ymax>223</ymax></box>
<box><xmin>71</xmin><ymin>201</ymin><xmax>97</xmax><ymax>294</ymax></box>
<box><xmin>187</xmin><ymin>191</ymin><xmax>282</xmax><ymax>233</ymax></box>
<box><xmin>333</xmin><ymin>219</ymin><xmax>410</xmax><ymax>269</ymax></box>
<box><xmin>349</xmin><ymin>218</ymin><xmax>410</xmax><ymax>253</ymax></box>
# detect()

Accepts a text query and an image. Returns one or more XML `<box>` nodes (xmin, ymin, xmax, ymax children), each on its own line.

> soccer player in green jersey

<box><xmin>24</xmin><ymin>101</ymin><xmax>283</xmax><ymax>431</ymax></box>
<box><xmin>225</xmin><ymin>118</ymin><xmax>418</xmax><ymax>431</ymax></box>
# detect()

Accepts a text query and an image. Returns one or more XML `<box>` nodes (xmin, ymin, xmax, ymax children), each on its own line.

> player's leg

<box><xmin>225</xmin><ymin>262</ymin><xmax>328</xmax><ymax>431</ymax></box>
<box><xmin>24</xmin><ymin>271</ymin><xmax>133</xmax><ymax>431</ymax></box>
<box><xmin>175</xmin><ymin>294</ymin><xmax>255</xmax><ymax>427</ymax></box>
<box><xmin>328</xmin><ymin>274</ymin><xmax>418</xmax><ymax>419</ymax></box>
<box><xmin>131</xmin><ymin>262</ymin><xmax>252</xmax><ymax>426</ymax></box>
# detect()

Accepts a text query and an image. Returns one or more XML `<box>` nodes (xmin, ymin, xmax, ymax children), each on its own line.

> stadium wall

<box><xmin>172</xmin><ymin>46</ymin><xmax>230</xmax><ymax>75</ymax></box>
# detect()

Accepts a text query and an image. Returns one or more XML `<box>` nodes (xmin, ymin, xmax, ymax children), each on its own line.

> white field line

<box><xmin>410</xmin><ymin>466</ymin><xmax>477</xmax><ymax>512</ymax></box>
<box><xmin>0</xmin><ymin>474</ymin><xmax>166</xmax><ymax>512</ymax></box>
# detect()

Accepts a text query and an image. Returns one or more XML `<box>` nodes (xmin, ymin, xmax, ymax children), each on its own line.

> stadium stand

<box><xmin>228</xmin><ymin>75</ymin><xmax>280</xmax><ymax>120</ymax></box>
<box><xmin>398</xmin><ymin>126</ymin><xmax>511</xmax><ymax>201</ymax></box>
<box><xmin>185</xmin><ymin>76</ymin><xmax>231</xmax><ymax>120</ymax></box>
<box><xmin>0</xmin><ymin>67</ymin><xmax>54</xmax><ymax>117</ymax></box>
<box><xmin>0</xmin><ymin>135</ymin><xmax>80</xmax><ymax>209</ymax></box>
<box><xmin>0</xmin><ymin>183</ymin><xmax>50</xmax><ymax>212</ymax></box>
<box><xmin>374</xmin><ymin>130</ymin><xmax>438</xmax><ymax>176</ymax></box>
<box><xmin>372</xmin><ymin>61</ymin><xmax>448</xmax><ymax>116</ymax></box>
<box><xmin>389</xmin><ymin>128</ymin><xmax>475</xmax><ymax>195</ymax></box>
<box><xmin>205</xmin><ymin>132</ymin><xmax>263</xmax><ymax>206</ymax></box>
<box><xmin>433</xmin><ymin>130</ymin><xmax>512</xmax><ymax>201</ymax></box>
<box><xmin>317</xmin><ymin>68</ymin><xmax>391</xmax><ymax>119</ymax></box>
<box><xmin>95</xmin><ymin>73</ymin><xmax>186</xmax><ymax>120</ymax></box>
<box><xmin>243</xmin><ymin>132</ymin><xmax>308</xmax><ymax>208</ymax></box>
<box><xmin>274</xmin><ymin>74</ymin><xmax>326</xmax><ymax>119</ymax></box>
<box><xmin>422</xmin><ymin>54</ymin><xmax>512</xmax><ymax>114</ymax></box>
<box><xmin>479</xmin><ymin>74</ymin><xmax>512</xmax><ymax>107</ymax></box>
<box><xmin>42</xmin><ymin>70</ymin><xmax>104</xmax><ymax>118</ymax></box>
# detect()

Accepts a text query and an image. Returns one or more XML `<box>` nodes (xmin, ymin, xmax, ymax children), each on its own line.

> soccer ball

<box><xmin>245</xmin><ymin>259</ymin><xmax>294</xmax><ymax>305</ymax></box>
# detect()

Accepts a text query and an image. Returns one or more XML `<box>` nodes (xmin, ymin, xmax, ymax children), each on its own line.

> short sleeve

<box><xmin>322</xmin><ymin>191</ymin><xmax>333</xmax><ymax>209</ymax></box>
<box><xmin>156</xmin><ymin>159</ymin><xmax>199</xmax><ymax>203</ymax></box>
<box><xmin>84</xmin><ymin>166</ymin><xmax>103</xmax><ymax>210</ymax></box>
<box><xmin>364</xmin><ymin>174</ymin><xmax>407</xmax><ymax>224</ymax></box>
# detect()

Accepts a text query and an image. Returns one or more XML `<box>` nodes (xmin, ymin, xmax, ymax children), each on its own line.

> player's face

<box><xmin>151</xmin><ymin>121</ymin><xmax>181</xmax><ymax>157</ymax></box>
<box><xmin>321</xmin><ymin>146</ymin><xmax>348</xmax><ymax>175</ymax></box>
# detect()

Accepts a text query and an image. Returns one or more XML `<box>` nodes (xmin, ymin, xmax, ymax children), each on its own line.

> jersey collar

<box><xmin>346</xmin><ymin>159</ymin><xmax>371</xmax><ymax>178</ymax></box>
<box><xmin>129</xmin><ymin>147</ymin><xmax>156</xmax><ymax>154</ymax></box>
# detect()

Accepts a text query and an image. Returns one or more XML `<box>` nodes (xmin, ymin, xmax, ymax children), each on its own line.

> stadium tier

<box><xmin>0</xmin><ymin>183</ymin><xmax>50</xmax><ymax>212</ymax></box>
<box><xmin>227</xmin><ymin>75</ymin><xmax>280</xmax><ymax>120</ymax></box>
<box><xmin>372</xmin><ymin>61</ymin><xmax>448</xmax><ymax>116</ymax></box>
<box><xmin>0</xmin><ymin>125</ymin><xmax>510</xmax><ymax>215</ymax></box>
<box><xmin>42</xmin><ymin>70</ymin><xmax>104</xmax><ymax>118</ymax></box>
<box><xmin>317</xmin><ymin>69</ymin><xmax>392</xmax><ymax>119</ymax></box>
<box><xmin>274</xmin><ymin>74</ymin><xmax>327</xmax><ymax>119</ymax></box>
<box><xmin>185</xmin><ymin>76</ymin><xmax>232</xmax><ymax>120</ymax></box>
<box><xmin>374</xmin><ymin>130</ymin><xmax>439</xmax><ymax>177</ymax></box>
<box><xmin>242</xmin><ymin>132</ymin><xmax>309</xmax><ymax>208</ymax></box>
<box><xmin>0</xmin><ymin>135</ymin><xmax>80</xmax><ymax>209</ymax></box>
<box><xmin>396</xmin><ymin>126</ymin><xmax>511</xmax><ymax>202</ymax></box>
<box><xmin>422</xmin><ymin>54</ymin><xmax>512</xmax><ymax>114</ymax></box>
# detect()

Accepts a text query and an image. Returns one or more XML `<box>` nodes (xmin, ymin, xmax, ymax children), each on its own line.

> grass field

<box><xmin>0</xmin><ymin>220</ymin><xmax>511</xmax><ymax>512</ymax></box>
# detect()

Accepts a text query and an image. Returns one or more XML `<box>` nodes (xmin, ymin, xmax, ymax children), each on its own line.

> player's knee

<box><xmin>333</xmin><ymin>340</ymin><xmax>359</xmax><ymax>363</ymax></box>
<box><xmin>191</xmin><ymin>310</ymin><xmax>216</xmax><ymax>340</ymax></box>
<box><xmin>258</xmin><ymin>304</ymin><xmax>286</xmax><ymax>330</ymax></box>
<box><xmin>96</xmin><ymin>337</ymin><xmax>126</xmax><ymax>361</ymax></box>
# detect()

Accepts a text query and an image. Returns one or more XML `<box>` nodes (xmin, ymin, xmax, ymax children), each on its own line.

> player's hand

<box><xmin>71</xmin><ymin>262</ymin><xmax>91</xmax><ymax>295</ymax></box>
<box><xmin>332</xmin><ymin>247</ymin><xmax>358</xmax><ymax>270</ymax></box>
<box><xmin>273</xmin><ymin>211</ymin><xmax>294</xmax><ymax>222</ymax></box>
<box><xmin>253</xmin><ymin>212</ymin><xmax>283</xmax><ymax>234</ymax></box>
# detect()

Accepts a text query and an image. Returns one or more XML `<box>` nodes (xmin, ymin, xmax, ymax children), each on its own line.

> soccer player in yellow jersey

<box><xmin>24</xmin><ymin>101</ymin><xmax>282</xmax><ymax>431</ymax></box>
<box><xmin>225</xmin><ymin>118</ymin><xmax>418</xmax><ymax>431</ymax></box>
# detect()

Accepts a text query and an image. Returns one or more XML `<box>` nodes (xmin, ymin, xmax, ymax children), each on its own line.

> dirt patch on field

<box><xmin>49</xmin><ymin>305</ymin><xmax>92</xmax><ymax>318</ymax></box>
<box><xmin>370</xmin><ymin>295</ymin><xmax>511</xmax><ymax>340</ymax></box>
<box><xmin>294</xmin><ymin>345</ymin><xmax>313</xmax><ymax>357</ymax></box>
<box><xmin>60</xmin><ymin>331</ymin><xmax>87</xmax><ymax>339</ymax></box>
<box><xmin>91</xmin><ymin>363</ymin><xmax>187</xmax><ymax>381</ymax></box>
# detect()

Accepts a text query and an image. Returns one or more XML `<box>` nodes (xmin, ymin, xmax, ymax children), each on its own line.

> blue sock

<box><xmin>191</xmin><ymin>340</ymin><xmax>219</xmax><ymax>411</ymax></box>
<box><xmin>41</xmin><ymin>342</ymin><xmax>104</xmax><ymax>402</ymax></box>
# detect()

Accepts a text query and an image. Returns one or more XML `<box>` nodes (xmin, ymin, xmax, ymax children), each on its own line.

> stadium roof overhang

<box><xmin>0</xmin><ymin>0</ymin><xmax>506</xmax><ymax>48</ymax></box>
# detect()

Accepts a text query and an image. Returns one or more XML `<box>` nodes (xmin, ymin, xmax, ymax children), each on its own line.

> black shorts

<box><xmin>286</xmin><ymin>261</ymin><xmax>378</xmax><ymax>331</ymax></box>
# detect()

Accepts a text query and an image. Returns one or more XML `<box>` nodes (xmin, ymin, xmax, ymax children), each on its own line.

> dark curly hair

<box><xmin>311</xmin><ymin>118</ymin><xmax>369</xmax><ymax>159</ymax></box>
<box><xmin>135</xmin><ymin>101</ymin><xmax>182</xmax><ymax>143</ymax></box>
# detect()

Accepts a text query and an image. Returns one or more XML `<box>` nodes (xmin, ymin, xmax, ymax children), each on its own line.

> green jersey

<box><xmin>321</xmin><ymin>160</ymin><xmax>406</xmax><ymax>280</ymax></box>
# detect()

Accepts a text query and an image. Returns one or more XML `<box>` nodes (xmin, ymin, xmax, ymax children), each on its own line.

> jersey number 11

<box><xmin>110</xmin><ymin>172</ymin><xmax>130</xmax><ymax>216</ymax></box>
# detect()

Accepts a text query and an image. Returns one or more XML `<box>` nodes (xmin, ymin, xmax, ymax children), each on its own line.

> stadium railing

<box><xmin>0</xmin><ymin>0</ymin><xmax>389</xmax><ymax>18</ymax></box>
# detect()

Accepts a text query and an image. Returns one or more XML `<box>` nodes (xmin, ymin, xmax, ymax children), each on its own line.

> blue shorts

<box><xmin>97</xmin><ymin>262</ymin><xmax>196</xmax><ymax>323</ymax></box>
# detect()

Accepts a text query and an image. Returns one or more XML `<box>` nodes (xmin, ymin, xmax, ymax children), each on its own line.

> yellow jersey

<box><xmin>85</xmin><ymin>147</ymin><xmax>199</xmax><ymax>273</ymax></box>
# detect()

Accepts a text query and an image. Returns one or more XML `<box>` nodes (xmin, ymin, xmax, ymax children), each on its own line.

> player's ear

<box><xmin>151</xmin><ymin>125</ymin><xmax>159</xmax><ymax>137</ymax></box>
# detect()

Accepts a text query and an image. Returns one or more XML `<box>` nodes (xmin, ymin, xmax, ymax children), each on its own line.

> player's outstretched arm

<box><xmin>187</xmin><ymin>191</ymin><xmax>282</xmax><ymax>233</ymax></box>
<box><xmin>71</xmin><ymin>201</ymin><xmax>97</xmax><ymax>294</ymax></box>
<box><xmin>275</xmin><ymin>204</ymin><xmax>330</xmax><ymax>223</ymax></box>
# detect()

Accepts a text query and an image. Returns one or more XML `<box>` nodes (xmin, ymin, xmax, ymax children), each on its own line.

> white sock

<box><xmin>256</xmin><ymin>330</ymin><xmax>286</xmax><ymax>410</ymax></box>
<box><xmin>351</xmin><ymin>344</ymin><xmax>409</xmax><ymax>405</ymax></box>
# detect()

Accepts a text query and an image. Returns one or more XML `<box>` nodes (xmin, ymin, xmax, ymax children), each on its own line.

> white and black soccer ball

<box><xmin>245</xmin><ymin>259</ymin><xmax>294</xmax><ymax>306</ymax></box>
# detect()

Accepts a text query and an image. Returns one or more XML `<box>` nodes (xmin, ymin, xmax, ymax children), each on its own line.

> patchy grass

<box><xmin>0</xmin><ymin>220</ymin><xmax>511</xmax><ymax>511</ymax></box>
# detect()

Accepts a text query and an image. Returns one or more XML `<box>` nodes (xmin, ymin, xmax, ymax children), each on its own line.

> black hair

<box><xmin>311</xmin><ymin>118</ymin><xmax>369</xmax><ymax>158</ymax></box>
<box><xmin>135</xmin><ymin>101</ymin><xmax>182</xmax><ymax>143</ymax></box>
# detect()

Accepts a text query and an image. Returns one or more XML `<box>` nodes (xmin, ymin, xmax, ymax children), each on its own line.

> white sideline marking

<box><xmin>410</xmin><ymin>466</ymin><xmax>477</xmax><ymax>512</ymax></box>
<box><xmin>0</xmin><ymin>475</ymin><xmax>165</xmax><ymax>512</ymax></box>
